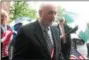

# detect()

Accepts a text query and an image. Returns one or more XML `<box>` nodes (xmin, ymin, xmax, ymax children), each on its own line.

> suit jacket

<box><xmin>12</xmin><ymin>21</ymin><xmax>64</xmax><ymax>60</ymax></box>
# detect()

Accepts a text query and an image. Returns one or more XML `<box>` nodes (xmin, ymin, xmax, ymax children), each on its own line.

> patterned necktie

<box><xmin>43</xmin><ymin>28</ymin><xmax>54</xmax><ymax>59</ymax></box>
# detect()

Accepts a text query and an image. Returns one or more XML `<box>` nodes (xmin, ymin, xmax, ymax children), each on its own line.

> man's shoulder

<box><xmin>51</xmin><ymin>26</ymin><xmax>60</xmax><ymax>34</ymax></box>
<box><xmin>20</xmin><ymin>21</ymin><xmax>37</xmax><ymax>32</ymax></box>
<box><xmin>51</xmin><ymin>26</ymin><xmax>59</xmax><ymax>31</ymax></box>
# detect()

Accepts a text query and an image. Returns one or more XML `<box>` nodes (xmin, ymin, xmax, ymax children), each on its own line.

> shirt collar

<box><xmin>38</xmin><ymin>19</ymin><xmax>50</xmax><ymax>31</ymax></box>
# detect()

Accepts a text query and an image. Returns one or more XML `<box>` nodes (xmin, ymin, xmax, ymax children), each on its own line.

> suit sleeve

<box><xmin>65</xmin><ymin>25</ymin><xmax>78</xmax><ymax>34</ymax></box>
<box><xmin>12</xmin><ymin>27</ymin><xmax>29</xmax><ymax>60</ymax></box>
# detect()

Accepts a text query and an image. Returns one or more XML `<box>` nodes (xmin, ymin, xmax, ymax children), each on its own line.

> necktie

<box><xmin>43</xmin><ymin>28</ymin><xmax>54</xmax><ymax>59</ymax></box>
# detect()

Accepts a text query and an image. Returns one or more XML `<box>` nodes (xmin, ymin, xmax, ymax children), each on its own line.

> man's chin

<box><xmin>47</xmin><ymin>22</ymin><xmax>52</xmax><ymax>26</ymax></box>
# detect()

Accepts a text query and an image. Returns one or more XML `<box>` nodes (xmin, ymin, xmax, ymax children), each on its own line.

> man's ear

<box><xmin>39</xmin><ymin>10</ymin><xmax>42</xmax><ymax>17</ymax></box>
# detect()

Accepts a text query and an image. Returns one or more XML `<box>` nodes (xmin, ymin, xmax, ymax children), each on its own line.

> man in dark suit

<box><xmin>12</xmin><ymin>3</ymin><xmax>64</xmax><ymax>60</ymax></box>
<box><xmin>57</xmin><ymin>19</ymin><xmax>78</xmax><ymax>60</ymax></box>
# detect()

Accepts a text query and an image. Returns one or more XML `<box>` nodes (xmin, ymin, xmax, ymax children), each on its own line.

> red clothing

<box><xmin>1</xmin><ymin>25</ymin><xmax>12</xmax><ymax>57</ymax></box>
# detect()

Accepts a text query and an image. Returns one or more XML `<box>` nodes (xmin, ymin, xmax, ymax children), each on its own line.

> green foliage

<box><xmin>79</xmin><ymin>31</ymin><xmax>88</xmax><ymax>42</ymax></box>
<box><xmin>56</xmin><ymin>6</ymin><xmax>74</xmax><ymax>24</ymax></box>
<box><xmin>63</xmin><ymin>14</ymin><xmax>74</xmax><ymax>24</ymax></box>
<box><xmin>55</xmin><ymin>6</ymin><xmax>65</xmax><ymax>21</ymax></box>
<box><xmin>79</xmin><ymin>26</ymin><xmax>89</xmax><ymax>42</ymax></box>
<box><xmin>10</xmin><ymin>1</ymin><xmax>38</xmax><ymax>21</ymax></box>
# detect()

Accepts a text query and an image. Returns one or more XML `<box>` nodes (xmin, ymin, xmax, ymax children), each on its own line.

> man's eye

<box><xmin>48</xmin><ymin>11</ymin><xmax>53</xmax><ymax>14</ymax></box>
<box><xmin>48</xmin><ymin>11</ymin><xmax>56</xmax><ymax>14</ymax></box>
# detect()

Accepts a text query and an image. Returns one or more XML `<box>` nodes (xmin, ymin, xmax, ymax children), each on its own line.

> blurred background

<box><xmin>1</xmin><ymin>1</ymin><xmax>89</xmax><ymax>59</ymax></box>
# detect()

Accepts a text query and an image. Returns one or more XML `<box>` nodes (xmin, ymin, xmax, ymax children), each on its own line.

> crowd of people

<box><xmin>1</xmin><ymin>3</ymin><xmax>88</xmax><ymax>60</ymax></box>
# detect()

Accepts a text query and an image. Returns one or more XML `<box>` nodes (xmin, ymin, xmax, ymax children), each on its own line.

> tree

<box><xmin>10</xmin><ymin>1</ymin><xmax>38</xmax><ymax>21</ymax></box>
<box><xmin>55</xmin><ymin>6</ymin><xmax>65</xmax><ymax>21</ymax></box>
<box><xmin>56</xmin><ymin>6</ymin><xmax>76</xmax><ymax>24</ymax></box>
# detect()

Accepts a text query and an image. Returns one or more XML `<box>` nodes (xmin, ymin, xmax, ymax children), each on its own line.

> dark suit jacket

<box><xmin>12</xmin><ymin>21</ymin><xmax>64</xmax><ymax>60</ymax></box>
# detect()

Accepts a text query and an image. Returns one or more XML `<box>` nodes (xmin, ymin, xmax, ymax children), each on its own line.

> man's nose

<box><xmin>52</xmin><ymin>14</ymin><xmax>56</xmax><ymax>18</ymax></box>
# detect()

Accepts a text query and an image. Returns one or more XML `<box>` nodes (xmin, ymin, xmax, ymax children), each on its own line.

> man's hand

<box><xmin>60</xmin><ymin>34</ymin><xmax>65</xmax><ymax>39</ymax></box>
<box><xmin>60</xmin><ymin>34</ymin><xmax>66</xmax><ymax>43</ymax></box>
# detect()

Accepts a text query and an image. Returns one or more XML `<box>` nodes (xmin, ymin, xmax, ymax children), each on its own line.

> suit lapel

<box><xmin>50</xmin><ymin>27</ymin><xmax>57</xmax><ymax>57</ymax></box>
<box><xmin>51</xmin><ymin>26</ymin><xmax>61</xmax><ymax>59</ymax></box>
<box><xmin>57</xmin><ymin>25</ymin><xmax>61</xmax><ymax>35</ymax></box>
<box><xmin>34</xmin><ymin>21</ymin><xmax>50</xmax><ymax>57</ymax></box>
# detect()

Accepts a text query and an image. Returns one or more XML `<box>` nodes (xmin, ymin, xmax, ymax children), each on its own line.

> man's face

<box><xmin>40</xmin><ymin>5</ymin><xmax>57</xmax><ymax>25</ymax></box>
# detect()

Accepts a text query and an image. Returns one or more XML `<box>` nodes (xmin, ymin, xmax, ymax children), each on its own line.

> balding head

<box><xmin>39</xmin><ymin>3</ymin><xmax>57</xmax><ymax>11</ymax></box>
<box><xmin>38</xmin><ymin>3</ymin><xmax>57</xmax><ymax>27</ymax></box>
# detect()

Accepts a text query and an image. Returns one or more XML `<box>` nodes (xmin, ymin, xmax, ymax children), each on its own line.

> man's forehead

<box><xmin>40</xmin><ymin>3</ymin><xmax>57</xmax><ymax>10</ymax></box>
<box><xmin>44</xmin><ymin>4</ymin><xmax>56</xmax><ymax>8</ymax></box>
